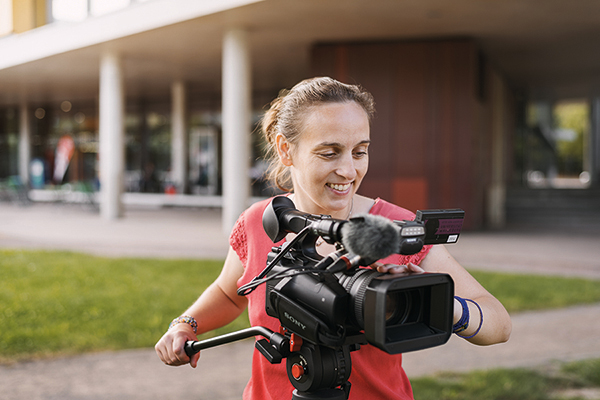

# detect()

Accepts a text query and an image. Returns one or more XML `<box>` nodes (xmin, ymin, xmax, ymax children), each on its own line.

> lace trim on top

<box><xmin>229</xmin><ymin>210</ymin><xmax>248</xmax><ymax>267</ymax></box>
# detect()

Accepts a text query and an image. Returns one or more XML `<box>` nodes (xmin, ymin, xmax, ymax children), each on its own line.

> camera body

<box><xmin>265</xmin><ymin>248</ymin><xmax>455</xmax><ymax>354</ymax></box>
<box><xmin>262</xmin><ymin>198</ymin><xmax>463</xmax><ymax>355</ymax></box>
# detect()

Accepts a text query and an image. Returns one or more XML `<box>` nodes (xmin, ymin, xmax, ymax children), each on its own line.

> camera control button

<box><xmin>291</xmin><ymin>363</ymin><xmax>305</xmax><ymax>379</ymax></box>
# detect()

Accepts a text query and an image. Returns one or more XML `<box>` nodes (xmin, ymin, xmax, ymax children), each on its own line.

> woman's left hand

<box><xmin>372</xmin><ymin>262</ymin><xmax>425</xmax><ymax>274</ymax></box>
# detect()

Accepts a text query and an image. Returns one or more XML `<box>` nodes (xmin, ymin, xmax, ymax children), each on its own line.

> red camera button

<box><xmin>291</xmin><ymin>363</ymin><xmax>305</xmax><ymax>379</ymax></box>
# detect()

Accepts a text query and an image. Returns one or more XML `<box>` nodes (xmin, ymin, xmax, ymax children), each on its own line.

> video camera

<box><xmin>257</xmin><ymin>196</ymin><xmax>463</xmax><ymax>354</ymax></box>
<box><xmin>186</xmin><ymin>196</ymin><xmax>464</xmax><ymax>399</ymax></box>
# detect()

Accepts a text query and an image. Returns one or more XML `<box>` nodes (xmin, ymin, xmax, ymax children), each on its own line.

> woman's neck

<box><xmin>288</xmin><ymin>193</ymin><xmax>354</xmax><ymax>220</ymax></box>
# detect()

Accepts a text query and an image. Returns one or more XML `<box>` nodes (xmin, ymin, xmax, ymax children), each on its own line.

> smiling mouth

<box><xmin>327</xmin><ymin>182</ymin><xmax>352</xmax><ymax>191</ymax></box>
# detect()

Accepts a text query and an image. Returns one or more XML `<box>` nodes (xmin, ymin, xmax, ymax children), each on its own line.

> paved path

<box><xmin>1</xmin><ymin>202</ymin><xmax>599</xmax><ymax>399</ymax></box>
<box><xmin>0</xmin><ymin>203</ymin><xmax>229</xmax><ymax>260</ymax></box>
<box><xmin>2</xmin><ymin>202</ymin><xmax>599</xmax><ymax>278</ymax></box>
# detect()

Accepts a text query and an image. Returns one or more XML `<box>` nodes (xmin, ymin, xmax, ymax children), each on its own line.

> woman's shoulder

<box><xmin>245</xmin><ymin>196</ymin><xmax>274</xmax><ymax>215</ymax></box>
<box><xmin>242</xmin><ymin>195</ymin><xmax>284</xmax><ymax>221</ymax></box>
<box><xmin>234</xmin><ymin>195</ymin><xmax>289</xmax><ymax>234</ymax></box>
<box><xmin>368</xmin><ymin>197</ymin><xmax>417</xmax><ymax>222</ymax></box>
<box><xmin>230</xmin><ymin>196</ymin><xmax>282</xmax><ymax>262</ymax></box>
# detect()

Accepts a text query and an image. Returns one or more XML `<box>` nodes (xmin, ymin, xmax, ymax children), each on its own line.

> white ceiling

<box><xmin>1</xmin><ymin>0</ymin><xmax>600</xmax><ymax>107</ymax></box>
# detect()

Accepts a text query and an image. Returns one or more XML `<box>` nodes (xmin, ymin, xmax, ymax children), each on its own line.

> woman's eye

<box><xmin>319</xmin><ymin>152</ymin><xmax>337</xmax><ymax>158</ymax></box>
<box><xmin>353</xmin><ymin>151</ymin><xmax>368</xmax><ymax>158</ymax></box>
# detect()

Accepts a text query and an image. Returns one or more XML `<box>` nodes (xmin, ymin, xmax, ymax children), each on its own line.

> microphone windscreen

<box><xmin>340</xmin><ymin>214</ymin><xmax>399</xmax><ymax>264</ymax></box>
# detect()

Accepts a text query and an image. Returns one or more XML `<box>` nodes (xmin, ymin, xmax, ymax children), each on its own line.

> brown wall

<box><xmin>311</xmin><ymin>38</ymin><xmax>513</xmax><ymax>229</ymax></box>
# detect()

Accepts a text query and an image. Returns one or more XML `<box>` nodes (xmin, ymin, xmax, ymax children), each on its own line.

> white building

<box><xmin>2</xmin><ymin>0</ymin><xmax>600</xmax><ymax>230</ymax></box>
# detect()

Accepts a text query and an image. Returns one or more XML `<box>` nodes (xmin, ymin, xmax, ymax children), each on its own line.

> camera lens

<box><xmin>337</xmin><ymin>269</ymin><xmax>427</xmax><ymax>334</ymax></box>
<box><xmin>384</xmin><ymin>289</ymin><xmax>422</xmax><ymax>326</ymax></box>
<box><xmin>337</xmin><ymin>269</ymin><xmax>454</xmax><ymax>355</ymax></box>
<box><xmin>385</xmin><ymin>291</ymin><xmax>408</xmax><ymax>324</ymax></box>
<box><xmin>336</xmin><ymin>268</ymin><xmax>377</xmax><ymax>329</ymax></box>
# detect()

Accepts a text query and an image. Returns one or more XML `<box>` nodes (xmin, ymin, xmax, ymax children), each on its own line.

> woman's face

<box><xmin>277</xmin><ymin>101</ymin><xmax>371</xmax><ymax>218</ymax></box>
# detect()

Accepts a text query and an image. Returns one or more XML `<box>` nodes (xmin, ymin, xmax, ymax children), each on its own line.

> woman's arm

<box><xmin>420</xmin><ymin>245</ymin><xmax>512</xmax><ymax>346</ymax></box>
<box><xmin>155</xmin><ymin>247</ymin><xmax>248</xmax><ymax>367</ymax></box>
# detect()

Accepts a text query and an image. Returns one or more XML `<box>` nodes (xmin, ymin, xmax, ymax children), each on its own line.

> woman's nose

<box><xmin>336</xmin><ymin>153</ymin><xmax>357</xmax><ymax>180</ymax></box>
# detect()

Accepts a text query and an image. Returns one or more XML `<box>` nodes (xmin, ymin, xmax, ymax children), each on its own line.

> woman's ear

<box><xmin>275</xmin><ymin>134</ymin><xmax>293</xmax><ymax>166</ymax></box>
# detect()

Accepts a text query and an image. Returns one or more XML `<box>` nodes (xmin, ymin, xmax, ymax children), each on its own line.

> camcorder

<box><xmin>185</xmin><ymin>196</ymin><xmax>464</xmax><ymax>400</ymax></box>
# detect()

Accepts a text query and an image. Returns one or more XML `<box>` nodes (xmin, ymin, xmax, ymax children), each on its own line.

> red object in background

<box><xmin>165</xmin><ymin>184</ymin><xmax>176</xmax><ymax>195</ymax></box>
<box><xmin>53</xmin><ymin>135</ymin><xmax>75</xmax><ymax>183</ymax></box>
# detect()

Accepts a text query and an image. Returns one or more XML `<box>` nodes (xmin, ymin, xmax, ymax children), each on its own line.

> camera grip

<box><xmin>182</xmin><ymin>326</ymin><xmax>283</xmax><ymax>358</ymax></box>
<box><xmin>184</xmin><ymin>340</ymin><xmax>198</xmax><ymax>357</ymax></box>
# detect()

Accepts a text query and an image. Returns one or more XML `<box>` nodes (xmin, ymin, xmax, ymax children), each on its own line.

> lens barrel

<box><xmin>363</xmin><ymin>272</ymin><xmax>455</xmax><ymax>354</ymax></box>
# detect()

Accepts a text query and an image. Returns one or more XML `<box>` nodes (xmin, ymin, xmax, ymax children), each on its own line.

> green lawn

<box><xmin>0</xmin><ymin>249</ymin><xmax>248</xmax><ymax>362</ymax></box>
<box><xmin>469</xmin><ymin>269</ymin><xmax>600</xmax><ymax>312</ymax></box>
<box><xmin>411</xmin><ymin>358</ymin><xmax>600</xmax><ymax>400</ymax></box>
<box><xmin>1</xmin><ymin>249</ymin><xmax>600</xmax><ymax>364</ymax></box>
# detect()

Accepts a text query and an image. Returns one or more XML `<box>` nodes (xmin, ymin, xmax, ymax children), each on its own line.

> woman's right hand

<box><xmin>372</xmin><ymin>262</ymin><xmax>426</xmax><ymax>274</ymax></box>
<box><xmin>154</xmin><ymin>247</ymin><xmax>248</xmax><ymax>369</ymax></box>
<box><xmin>155</xmin><ymin>324</ymin><xmax>200</xmax><ymax>368</ymax></box>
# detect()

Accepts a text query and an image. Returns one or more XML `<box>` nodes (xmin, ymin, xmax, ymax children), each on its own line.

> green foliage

<box><xmin>560</xmin><ymin>358</ymin><xmax>600</xmax><ymax>387</ymax></box>
<box><xmin>468</xmin><ymin>270</ymin><xmax>600</xmax><ymax>313</ymax></box>
<box><xmin>554</xmin><ymin>101</ymin><xmax>588</xmax><ymax>175</ymax></box>
<box><xmin>522</xmin><ymin>100</ymin><xmax>589</xmax><ymax>178</ymax></box>
<box><xmin>411</xmin><ymin>359</ymin><xmax>600</xmax><ymax>400</ymax></box>
<box><xmin>412</xmin><ymin>359</ymin><xmax>600</xmax><ymax>400</ymax></box>
<box><xmin>0</xmin><ymin>250</ymin><xmax>248</xmax><ymax>362</ymax></box>
<box><xmin>2</xmin><ymin>249</ymin><xmax>600</xmax><ymax>364</ymax></box>
<box><xmin>411</xmin><ymin>368</ymin><xmax>560</xmax><ymax>400</ymax></box>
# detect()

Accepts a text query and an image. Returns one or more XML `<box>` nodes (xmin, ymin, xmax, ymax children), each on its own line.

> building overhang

<box><xmin>2</xmin><ymin>0</ymin><xmax>600</xmax><ymax>107</ymax></box>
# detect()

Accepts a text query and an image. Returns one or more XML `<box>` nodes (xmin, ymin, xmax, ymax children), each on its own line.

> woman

<box><xmin>155</xmin><ymin>77</ymin><xmax>512</xmax><ymax>399</ymax></box>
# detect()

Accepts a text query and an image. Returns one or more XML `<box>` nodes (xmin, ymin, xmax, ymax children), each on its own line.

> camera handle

<box><xmin>184</xmin><ymin>326</ymin><xmax>359</xmax><ymax>400</ymax></box>
<box><xmin>184</xmin><ymin>326</ymin><xmax>290</xmax><ymax>362</ymax></box>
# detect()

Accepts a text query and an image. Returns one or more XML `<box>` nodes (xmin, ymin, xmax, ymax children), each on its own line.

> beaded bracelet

<box><xmin>456</xmin><ymin>298</ymin><xmax>483</xmax><ymax>339</ymax></box>
<box><xmin>169</xmin><ymin>315</ymin><xmax>198</xmax><ymax>334</ymax></box>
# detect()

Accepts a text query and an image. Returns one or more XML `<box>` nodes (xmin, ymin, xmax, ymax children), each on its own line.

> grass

<box><xmin>411</xmin><ymin>358</ymin><xmax>600</xmax><ymax>400</ymax></box>
<box><xmin>469</xmin><ymin>269</ymin><xmax>600</xmax><ymax>313</ymax></box>
<box><xmin>0</xmin><ymin>249</ymin><xmax>248</xmax><ymax>362</ymax></box>
<box><xmin>1</xmin><ymin>249</ymin><xmax>600</xmax><ymax>364</ymax></box>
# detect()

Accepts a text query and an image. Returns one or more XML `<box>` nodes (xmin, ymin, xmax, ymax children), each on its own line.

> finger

<box><xmin>173</xmin><ymin>336</ymin><xmax>191</xmax><ymax>364</ymax></box>
<box><xmin>156</xmin><ymin>338</ymin><xmax>181</xmax><ymax>366</ymax></box>
<box><xmin>388</xmin><ymin>265</ymin><xmax>408</xmax><ymax>274</ymax></box>
<box><xmin>155</xmin><ymin>345</ymin><xmax>167</xmax><ymax>364</ymax></box>
<box><xmin>376</xmin><ymin>264</ymin><xmax>392</xmax><ymax>273</ymax></box>
<box><xmin>377</xmin><ymin>264</ymin><xmax>407</xmax><ymax>274</ymax></box>
<box><xmin>158</xmin><ymin>336</ymin><xmax>182</xmax><ymax>366</ymax></box>
<box><xmin>370</xmin><ymin>262</ymin><xmax>384</xmax><ymax>270</ymax></box>
<box><xmin>375</xmin><ymin>263</ymin><xmax>391</xmax><ymax>273</ymax></box>
<box><xmin>407</xmin><ymin>262</ymin><xmax>425</xmax><ymax>273</ymax></box>
<box><xmin>165</xmin><ymin>346</ymin><xmax>180</xmax><ymax>365</ymax></box>
<box><xmin>190</xmin><ymin>352</ymin><xmax>200</xmax><ymax>368</ymax></box>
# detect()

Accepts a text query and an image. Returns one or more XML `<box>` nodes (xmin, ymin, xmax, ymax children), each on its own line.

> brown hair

<box><xmin>261</xmin><ymin>77</ymin><xmax>375</xmax><ymax>192</ymax></box>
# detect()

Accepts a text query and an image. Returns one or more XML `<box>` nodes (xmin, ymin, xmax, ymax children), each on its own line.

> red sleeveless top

<box><xmin>230</xmin><ymin>197</ymin><xmax>430</xmax><ymax>400</ymax></box>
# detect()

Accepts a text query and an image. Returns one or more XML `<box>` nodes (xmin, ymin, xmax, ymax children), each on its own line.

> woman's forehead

<box><xmin>298</xmin><ymin>102</ymin><xmax>370</xmax><ymax>144</ymax></box>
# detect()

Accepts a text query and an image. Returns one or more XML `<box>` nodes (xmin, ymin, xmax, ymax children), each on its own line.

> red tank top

<box><xmin>231</xmin><ymin>197</ymin><xmax>430</xmax><ymax>400</ymax></box>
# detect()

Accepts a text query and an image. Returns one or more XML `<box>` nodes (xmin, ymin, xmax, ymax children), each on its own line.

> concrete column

<box><xmin>591</xmin><ymin>97</ymin><xmax>600</xmax><ymax>187</ymax></box>
<box><xmin>486</xmin><ymin>71</ymin><xmax>507</xmax><ymax>228</ymax></box>
<box><xmin>99</xmin><ymin>51</ymin><xmax>125</xmax><ymax>219</ymax></box>
<box><xmin>171</xmin><ymin>80</ymin><xmax>187</xmax><ymax>193</ymax></box>
<box><xmin>18</xmin><ymin>103</ymin><xmax>31</xmax><ymax>186</ymax></box>
<box><xmin>222</xmin><ymin>28</ymin><xmax>251</xmax><ymax>232</ymax></box>
<box><xmin>45</xmin><ymin>0</ymin><xmax>54</xmax><ymax>24</ymax></box>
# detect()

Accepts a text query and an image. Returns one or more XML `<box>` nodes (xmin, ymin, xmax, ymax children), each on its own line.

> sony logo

<box><xmin>284</xmin><ymin>311</ymin><xmax>306</xmax><ymax>330</ymax></box>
